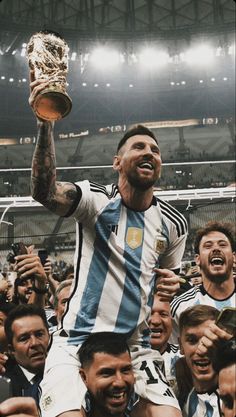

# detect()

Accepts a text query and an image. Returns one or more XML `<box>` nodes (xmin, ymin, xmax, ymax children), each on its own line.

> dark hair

<box><xmin>0</xmin><ymin>302</ymin><xmax>16</xmax><ymax>316</ymax></box>
<box><xmin>194</xmin><ymin>221</ymin><xmax>235</xmax><ymax>254</ymax></box>
<box><xmin>117</xmin><ymin>124</ymin><xmax>158</xmax><ymax>153</ymax></box>
<box><xmin>4</xmin><ymin>304</ymin><xmax>49</xmax><ymax>345</ymax></box>
<box><xmin>62</xmin><ymin>265</ymin><xmax>74</xmax><ymax>281</ymax></box>
<box><xmin>179</xmin><ymin>305</ymin><xmax>219</xmax><ymax>335</ymax></box>
<box><xmin>12</xmin><ymin>277</ymin><xmax>32</xmax><ymax>305</ymax></box>
<box><xmin>212</xmin><ymin>338</ymin><xmax>236</xmax><ymax>372</ymax></box>
<box><xmin>78</xmin><ymin>332</ymin><xmax>130</xmax><ymax>368</ymax></box>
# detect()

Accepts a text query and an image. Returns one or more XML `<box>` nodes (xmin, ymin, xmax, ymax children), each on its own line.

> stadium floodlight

<box><xmin>183</xmin><ymin>44</ymin><xmax>214</xmax><ymax>66</ymax></box>
<box><xmin>128</xmin><ymin>53</ymin><xmax>138</xmax><ymax>65</ymax></box>
<box><xmin>21</xmin><ymin>47</ymin><xmax>26</xmax><ymax>57</ymax></box>
<box><xmin>138</xmin><ymin>47</ymin><xmax>169</xmax><ymax>68</ymax></box>
<box><xmin>216</xmin><ymin>46</ymin><xmax>223</xmax><ymax>56</ymax></box>
<box><xmin>71</xmin><ymin>52</ymin><xmax>77</xmax><ymax>61</ymax></box>
<box><xmin>90</xmin><ymin>47</ymin><xmax>121</xmax><ymax>69</ymax></box>
<box><xmin>228</xmin><ymin>44</ymin><xmax>235</xmax><ymax>55</ymax></box>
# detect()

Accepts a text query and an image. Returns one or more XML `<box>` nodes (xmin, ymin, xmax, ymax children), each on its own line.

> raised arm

<box><xmin>29</xmin><ymin>75</ymin><xmax>79</xmax><ymax>217</ymax></box>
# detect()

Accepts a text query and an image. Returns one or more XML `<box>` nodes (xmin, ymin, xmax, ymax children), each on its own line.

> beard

<box><xmin>127</xmin><ymin>170</ymin><xmax>157</xmax><ymax>191</ymax></box>
<box><xmin>18</xmin><ymin>291</ymin><xmax>31</xmax><ymax>303</ymax></box>
<box><xmin>206</xmin><ymin>272</ymin><xmax>229</xmax><ymax>284</ymax></box>
<box><xmin>201</xmin><ymin>263</ymin><xmax>232</xmax><ymax>284</ymax></box>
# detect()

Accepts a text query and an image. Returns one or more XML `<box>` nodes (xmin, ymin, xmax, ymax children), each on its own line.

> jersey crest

<box><xmin>155</xmin><ymin>237</ymin><xmax>168</xmax><ymax>254</ymax></box>
<box><xmin>126</xmin><ymin>227</ymin><xmax>143</xmax><ymax>249</ymax></box>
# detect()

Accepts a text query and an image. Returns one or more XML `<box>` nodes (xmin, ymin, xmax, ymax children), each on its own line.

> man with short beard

<box><xmin>78</xmin><ymin>332</ymin><xmax>136</xmax><ymax>417</ymax></box>
<box><xmin>170</xmin><ymin>221</ymin><xmax>235</xmax><ymax>344</ymax></box>
<box><xmin>29</xmin><ymin>74</ymin><xmax>188</xmax><ymax>417</ymax></box>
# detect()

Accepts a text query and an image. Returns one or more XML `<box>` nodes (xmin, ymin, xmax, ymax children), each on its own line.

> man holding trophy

<box><xmin>28</xmin><ymin>30</ymin><xmax>187</xmax><ymax>417</ymax></box>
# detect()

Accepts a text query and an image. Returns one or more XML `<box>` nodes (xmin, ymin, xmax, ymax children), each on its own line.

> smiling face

<box><xmin>148</xmin><ymin>295</ymin><xmax>172</xmax><ymax>354</ymax></box>
<box><xmin>113</xmin><ymin>135</ymin><xmax>162</xmax><ymax>191</ymax></box>
<box><xmin>180</xmin><ymin>319</ymin><xmax>218</xmax><ymax>392</ymax></box>
<box><xmin>195</xmin><ymin>231</ymin><xmax>235</xmax><ymax>284</ymax></box>
<box><xmin>10</xmin><ymin>315</ymin><xmax>49</xmax><ymax>373</ymax></box>
<box><xmin>80</xmin><ymin>351</ymin><xmax>134</xmax><ymax>417</ymax></box>
<box><xmin>16</xmin><ymin>279</ymin><xmax>33</xmax><ymax>303</ymax></box>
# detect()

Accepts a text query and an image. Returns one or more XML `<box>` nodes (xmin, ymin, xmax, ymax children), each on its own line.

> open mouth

<box><xmin>150</xmin><ymin>328</ymin><xmax>163</xmax><ymax>337</ymax></box>
<box><xmin>30</xmin><ymin>352</ymin><xmax>45</xmax><ymax>360</ymax></box>
<box><xmin>138</xmin><ymin>162</ymin><xmax>154</xmax><ymax>171</ymax></box>
<box><xmin>193</xmin><ymin>359</ymin><xmax>211</xmax><ymax>371</ymax></box>
<box><xmin>210</xmin><ymin>256</ymin><xmax>224</xmax><ymax>266</ymax></box>
<box><xmin>107</xmin><ymin>390</ymin><xmax>127</xmax><ymax>406</ymax></box>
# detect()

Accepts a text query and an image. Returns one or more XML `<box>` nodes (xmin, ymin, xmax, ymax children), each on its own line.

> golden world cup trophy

<box><xmin>27</xmin><ymin>30</ymin><xmax>72</xmax><ymax>121</ymax></box>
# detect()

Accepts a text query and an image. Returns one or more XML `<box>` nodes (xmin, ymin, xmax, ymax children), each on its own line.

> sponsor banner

<box><xmin>58</xmin><ymin>130</ymin><xmax>89</xmax><ymax>139</ymax></box>
<box><xmin>141</xmin><ymin>119</ymin><xmax>202</xmax><ymax>128</ymax></box>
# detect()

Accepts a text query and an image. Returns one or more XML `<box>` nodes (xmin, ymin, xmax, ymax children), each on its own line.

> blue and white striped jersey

<box><xmin>63</xmin><ymin>181</ymin><xmax>188</xmax><ymax>346</ymax></box>
<box><xmin>161</xmin><ymin>343</ymin><xmax>182</xmax><ymax>397</ymax></box>
<box><xmin>183</xmin><ymin>388</ymin><xmax>221</xmax><ymax>417</ymax></box>
<box><xmin>170</xmin><ymin>284</ymin><xmax>236</xmax><ymax>344</ymax></box>
<box><xmin>162</xmin><ymin>343</ymin><xmax>181</xmax><ymax>381</ymax></box>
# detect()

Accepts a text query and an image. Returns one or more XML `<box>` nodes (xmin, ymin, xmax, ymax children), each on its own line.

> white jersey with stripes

<box><xmin>161</xmin><ymin>343</ymin><xmax>181</xmax><ymax>381</ymax></box>
<box><xmin>170</xmin><ymin>284</ymin><xmax>236</xmax><ymax>344</ymax></box>
<box><xmin>62</xmin><ymin>181</ymin><xmax>188</xmax><ymax>347</ymax></box>
<box><xmin>183</xmin><ymin>388</ymin><xmax>221</xmax><ymax>417</ymax></box>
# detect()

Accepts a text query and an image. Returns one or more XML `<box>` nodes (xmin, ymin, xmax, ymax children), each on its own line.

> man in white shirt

<box><xmin>148</xmin><ymin>292</ymin><xmax>181</xmax><ymax>395</ymax></box>
<box><xmin>29</xmin><ymin>75</ymin><xmax>188</xmax><ymax>417</ymax></box>
<box><xmin>179</xmin><ymin>304</ymin><xmax>222</xmax><ymax>417</ymax></box>
<box><xmin>171</xmin><ymin>221</ymin><xmax>235</xmax><ymax>343</ymax></box>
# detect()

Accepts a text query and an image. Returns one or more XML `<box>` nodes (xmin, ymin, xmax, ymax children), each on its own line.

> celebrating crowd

<box><xmin>0</xmin><ymin>73</ymin><xmax>235</xmax><ymax>417</ymax></box>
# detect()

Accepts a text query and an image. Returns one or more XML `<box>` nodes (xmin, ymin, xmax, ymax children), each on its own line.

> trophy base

<box><xmin>34</xmin><ymin>89</ymin><xmax>72</xmax><ymax>121</ymax></box>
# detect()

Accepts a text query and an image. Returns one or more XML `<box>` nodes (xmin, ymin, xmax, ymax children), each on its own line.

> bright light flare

<box><xmin>228</xmin><ymin>44</ymin><xmax>235</xmax><ymax>55</ymax></box>
<box><xmin>90</xmin><ymin>47</ymin><xmax>121</xmax><ymax>69</ymax></box>
<box><xmin>183</xmin><ymin>44</ymin><xmax>214</xmax><ymax>66</ymax></box>
<box><xmin>138</xmin><ymin>48</ymin><xmax>169</xmax><ymax>68</ymax></box>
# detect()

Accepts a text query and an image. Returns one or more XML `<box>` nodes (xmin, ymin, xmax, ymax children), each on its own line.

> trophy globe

<box><xmin>27</xmin><ymin>30</ymin><xmax>72</xmax><ymax>121</ymax></box>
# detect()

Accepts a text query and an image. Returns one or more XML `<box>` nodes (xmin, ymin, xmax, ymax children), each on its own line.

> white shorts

<box><xmin>39</xmin><ymin>339</ymin><xmax>180</xmax><ymax>417</ymax></box>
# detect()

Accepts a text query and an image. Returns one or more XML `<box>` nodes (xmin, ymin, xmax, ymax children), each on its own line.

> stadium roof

<box><xmin>0</xmin><ymin>0</ymin><xmax>235</xmax><ymax>49</ymax></box>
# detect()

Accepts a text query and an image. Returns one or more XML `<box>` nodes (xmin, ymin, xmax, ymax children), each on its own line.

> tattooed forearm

<box><xmin>31</xmin><ymin>121</ymin><xmax>56</xmax><ymax>201</ymax></box>
<box><xmin>31</xmin><ymin>121</ymin><xmax>78</xmax><ymax>216</ymax></box>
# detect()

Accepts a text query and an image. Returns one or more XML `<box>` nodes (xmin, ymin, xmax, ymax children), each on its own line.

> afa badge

<box><xmin>126</xmin><ymin>227</ymin><xmax>143</xmax><ymax>249</ymax></box>
<box><xmin>155</xmin><ymin>237</ymin><xmax>167</xmax><ymax>254</ymax></box>
<box><xmin>41</xmin><ymin>394</ymin><xmax>54</xmax><ymax>411</ymax></box>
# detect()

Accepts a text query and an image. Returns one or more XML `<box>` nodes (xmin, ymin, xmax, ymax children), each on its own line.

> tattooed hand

<box><xmin>29</xmin><ymin>69</ymin><xmax>79</xmax><ymax>216</ymax></box>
